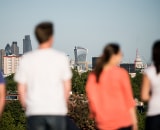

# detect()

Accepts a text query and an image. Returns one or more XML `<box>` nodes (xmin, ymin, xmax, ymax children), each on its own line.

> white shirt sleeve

<box><xmin>62</xmin><ymin>56</ymin><xmax>72</xmax><ymax>81</ymax></box>
<box><xmin>14</xmin><ymin>57</ymin><xmax>27</xmax><ymax>84</ymax></box>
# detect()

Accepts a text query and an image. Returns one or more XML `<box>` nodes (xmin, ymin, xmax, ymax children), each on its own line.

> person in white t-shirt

<box><xmin>14</xmin><ymin>22</ymin><xmax>72</xmax><ymax>130</ymax></box>
<box><xmin>141</xmin><ymin>40</ymin><xmax>160</xmax><ymax>130</ymax></box>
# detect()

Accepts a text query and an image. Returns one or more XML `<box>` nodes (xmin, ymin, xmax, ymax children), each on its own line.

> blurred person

<box><xmin>141</xmin><ymin>40</ymin><xmax>160</xmax><ymax>130</ymax></box>
<box><xmin>0</xmin><ymin>71</ymin><xmax>5</xmax><ymax>117</ymax></box>
<box><xmin>86</xmin><ymin>44</ymin><xmax>137</xmax><ymax>130</ymax></box>
<box><xmin>14</xmin><ymin>22</ymin><xmax>72</xmax><ymax>130</ymax></box>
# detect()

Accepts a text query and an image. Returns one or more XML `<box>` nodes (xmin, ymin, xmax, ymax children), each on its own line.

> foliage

<box><xmin>0</xmin><ymin>101</ymin><xmax>26</xmax><ymax>130</ymax></box>
<box><xmin>137</xmin><ymin>112</ymin><xmax>145</xmax><ymax>130</ymax></box>
<box><xmin>72</xmin><ymin>69</ymin><xmax>90</xmax><ymax>94</ymax></box>
<box><xmin>68</xmin><ymin>94</ymin><xmax>95</xmax><ymax>130</ymax></box>
<box><xmin>1</xmin><ymin>70</ymin><xmax>146</xmax><ymax>130</ymax></box>
<box><xmin>5</xmin><ymin>74</ymin><xmax>17</xmax><ymax>94</ymax></box>
<box><xmin>131</xmin><ymin>71</ymin><xmax>143</xmax><ymax>99</ymax></box>
<box><xmin>0</xmin><ymin>112</ymin><xmax>16</xmax><ymax>130</ymax></box>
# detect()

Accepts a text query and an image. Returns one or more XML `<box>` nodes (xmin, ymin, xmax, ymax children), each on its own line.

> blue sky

<box><xmin>0</xmin><ymin>0</ymin><xmax>160</xmax><ymax>63</ymax></box>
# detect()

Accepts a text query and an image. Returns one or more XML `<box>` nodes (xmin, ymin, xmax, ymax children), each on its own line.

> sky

<box><xmin>0</xmin><ymin>0</ymin><xmax>160</xmax><ymax>63</ymax></box>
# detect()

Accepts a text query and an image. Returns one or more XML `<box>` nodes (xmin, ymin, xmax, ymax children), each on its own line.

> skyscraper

<box><xmin>74</xmin><ymin>46</ymin><xmax>88</xmax><ymax>64</ymax></box>
<box><xmin>92</xmin><ymin>57</ymin><xmax>100</xmax><ymax>69</ymax></box>
<box><xmin>11</xmin><ymin>41</ymin><xmax>19</xmax><ymax>56</ymax></box>
<box><xmin>5</xmin><ymin>43</ymin><xmax>12</xmax><ymax>56</ymax></box>
<box><xmin>74</xmin><ymin>46</ymin><xmax>88</xmax><ymax>70</ymax></box>
<box><xmin>0</xmin><ymin>49</ymin><xmax>5</xmax><ymax>72</ymax></box>
<box><xmin>23</xmin><ymin>35</ymin><xmax>32</xmax><ymax>54</ymax></box>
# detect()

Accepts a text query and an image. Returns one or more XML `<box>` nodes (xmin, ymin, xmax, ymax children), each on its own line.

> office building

<box><xmin>5</xmin><ymin>43</ymin><xmax>12</xmax><ymax>56</ymax></box>
<box><xmin>0</xmin><ymin>49</ymin><xmax>5</xmax><ymax>71</ymax></box>
<box><xmin>3</xmin><ymin>55</ymin><xmax>20</xmax><ymax>75</ymax></box>
<box><xmin>23</xmin><ymin>35</ymin><xmax>32</xmax><ymax>54</ymax></box>
<box><xmin>92</xmin><ymin>57</ymin><xmax>100</xmax><ymax>69</ymax></box>
<box><xmin>11</xmin><ymin>42</ymin><xmax>19</xmax><ymax>56</ymax></box>
<box><xmin>74</xmin><ymin>46</ymin><xmax>88</xmax><ymax>70</ymax></box>
<box><xmin>120</xmin><ymin>63</ymin><xmax>136</xmax><ymax>73</ymax></box>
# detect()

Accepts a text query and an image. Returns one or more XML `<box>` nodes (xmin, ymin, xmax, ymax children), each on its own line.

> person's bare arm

<box><xmin>0</xmin><ymin>84</ymin><xmax>5</xmax><ymax>116</ymax></box>
<box><xmin>18</xmin><ymin>83</ymin><xmax>27</xmax><ymax>109</ymax></box>
<box><xmin>121</xmin><ymin>71</ymin><xmax>137</xmax><ymax>130</ymax></box>
<box><xmin>63</xmin><ymin>79</ymin><xmax>71</xmax><ymax>103</ymax></box>
<box><xmin>141</xmin><ymin>74</ymin><xmax>150</xmax><ymax>102</ymax></box>
<box><xmin>130</xmin><ymin>107</ymin><xmax>137</xmax><ymax>130</ymax></box>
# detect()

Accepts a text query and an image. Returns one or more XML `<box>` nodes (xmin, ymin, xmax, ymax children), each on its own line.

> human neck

<box><xmin>39</xmin><ymin>42</ymin><xmax>52</xmax><ymax>49</ymax></box>
<box><xmin>103</xmin><ymin>62</ymin><xmax>117</xmax><ymax>70</ymax></box>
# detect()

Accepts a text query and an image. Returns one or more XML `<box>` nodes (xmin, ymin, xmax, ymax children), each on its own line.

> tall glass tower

<box><xmin>5</xmin><ymin>44</ymin><xmax>12</xmax><ymax>56</ymax></box>
<box><xmin>74</xmin><ymin>46</ymin><xmax>88</xmax><ymax>70</ymax></box>
<box><xmin>11</xmin><ymin>41</ymin><xmax>19</xmax><ymax>56</ymax></box>
<box><xmin>23</xmin><ymin>35</ymin><xmax>32</xmax><ymax>54</ymax></box>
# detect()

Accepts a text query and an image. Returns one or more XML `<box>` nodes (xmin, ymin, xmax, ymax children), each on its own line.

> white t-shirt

<box><xmin>14</xmin><ymin>48</ymin><xmax>72</xmax><ymax>116</ymax></box>
<box><xmin>144</xmin><ymin>65</ymin><xmax>160</xmax><ymax>116</ymax></box>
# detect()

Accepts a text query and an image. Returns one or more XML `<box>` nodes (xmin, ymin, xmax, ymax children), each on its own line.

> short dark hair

<box><xmin>35</xmin><ymin>22</ymin><xmax>54</xmax><ymax>44</ymax></box>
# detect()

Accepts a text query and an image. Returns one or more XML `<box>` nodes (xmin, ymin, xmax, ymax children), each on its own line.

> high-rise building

<box><xmin>74</xmin><ymin>46</ymin><xmax>88</xmax><ymax>70</ymax></box>
<box><xmin>11</xmin><ymin>41</ymin><xmax>19</xmax><ymax>56</ymax></box>
<box><xmin>3</xmin><ymin>55</ymin><xmax>20</xmax><ymax>75</ymax></box>
<box><xmin>5</xmin><ymin>43</ymin><xmax>12</xmax><ymax>56</ymax></box>
<box><xmin>23</xmin><ymin>35</ymin><xmax>32</xmax><ymax>54</ymax></box>
<box><xmin>92</xmin><ymin>57</ymin><xmax>100</xmax><ymax>69</ymax></box>
<box><xmin>0</xmin><ymin>49</ymin><xmax>5</xmax><ymax>72</ymax></box>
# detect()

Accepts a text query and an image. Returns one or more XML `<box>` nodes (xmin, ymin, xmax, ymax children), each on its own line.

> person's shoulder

<box><xmin>115</xmin><ymin>66</ymin><xmax>128</xmax><ymax>74</ymax></box>
<box><xmin>52</xmin><ymin>49</ymin><xmax>66</xmax><ymax>56</ymax></box>
<box><xmin>52</xmin><ymin>49</ymin><xmax>68</xmax><ymax>59</ymax></box>
<box><xmin>88</xmin><ymin>71</ymin><xmax>95</xmax><ymax>77</ymax></box>
<box><xmin>144</xmin><ymin>65</ymin><xmax>155</xmax><ymax>74</ymax></box>
<box><xmin>21</xmin><ymin>50</ymin><xmax>39</xmax><ymax>61</ymax></box>
<box><xmin>145</xmin><ymin>65</ymin><xmax>154</xmax><ymax>71</ymax></box>
<box><xmin>24</xmin><ymin>50</ymin><xmax>39</xmax><ymax>56</ymax></box>
<box><xmin>88</xmin><ymin>72</ymin><xmax>96</xmax><ymax>81</ymax></box>
<box><xmin>20</xmin><ymin>51</ymin><xmax>33</xmax><ymax>60</ymax></box>
<box><xmin>113</xmin><ymin>67</ymin><xmax>130</xmax><ymax>79</ymax></box>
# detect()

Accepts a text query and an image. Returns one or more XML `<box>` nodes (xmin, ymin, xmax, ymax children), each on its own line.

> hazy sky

<box><xmin>0</xmin><ymin>0</ymin><xmax>160</xmax><ymax>63</ymax></box>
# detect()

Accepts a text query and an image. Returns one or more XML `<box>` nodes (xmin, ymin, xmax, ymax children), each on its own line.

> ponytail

<box><xmin>94</xmin><ymin>44</ymin><xmax>120</xmax><ymax>83</ymax></box>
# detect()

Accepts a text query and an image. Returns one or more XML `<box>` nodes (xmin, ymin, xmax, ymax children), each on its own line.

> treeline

<box><xmin>0</xmin><ymin>70</ymin><xmax>145</xmax><ymax>130</ymax></box>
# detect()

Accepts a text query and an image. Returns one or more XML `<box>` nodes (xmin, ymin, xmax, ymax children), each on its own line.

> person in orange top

<box><xmin>86</xmin><ymin>44</ymin><xmax>137</xmax><ymax>130</ymax></box>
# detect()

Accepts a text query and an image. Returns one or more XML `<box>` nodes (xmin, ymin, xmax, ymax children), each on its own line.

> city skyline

<box><xmin>0</xmin><ymin>35</ymin><xmax>32</xmax><ymax>73</ymax></box>
<box><xmin>0</xmin><ymin>0</ymin><xmax>160</xmax><ymax>63</ymax></box>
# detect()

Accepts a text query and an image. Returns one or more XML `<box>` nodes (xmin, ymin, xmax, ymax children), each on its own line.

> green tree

<box><xmin>0</xmin><ymin>101</ymin><xmax>26</xmax><ymax>130</ymax></box>
<box><xmin>0</xmin><ymin>112</ymin><xmax>16</xmax><ymax>130</ymax></box>
<box><xmin>131</xmin><ymin>71</ymin><xmax>143</xmax><ymax>99</ymax></box>
<box><xmin>137</xmin><ymin>112</ymin><xmax>145</xmax><ymax>130</ymax></box>
<box><xmin>72</xmin><ymin>69</ymin><xmax>82</xmax><ymax>93</ymax></box>
<box><xmin>5</xmin><ymin>74</ymin><xmax>17</xmax><ymax>93</ymax></box>
<box><xmin>80</xmin><ymin>71</ymin><xmax>90</xmax><ymax>87</ymax></box>
<box><xmin>72</xmin><ymin>69</ymin><xmax>90</xmax><ymax>94</ymax></box>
